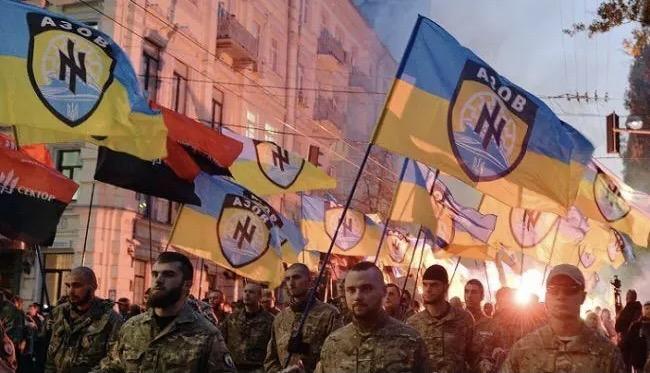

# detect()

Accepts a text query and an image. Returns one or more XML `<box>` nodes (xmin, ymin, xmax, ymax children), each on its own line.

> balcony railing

<box><xmin>349</xmin><ymin>66</ymin><xmax>374</xmax><ymax>91</ymax></box>
<box><xmin>317</xmin><ymin>30</ymin><xmax>346</xmax><ymax>65</ymax></box>
<box><xmin>313</xmin><ymin>96</ymin><xmax>345</xmax><ymax>128</ymax></box>
<box><xmin>216</xmin><ymin>12</ymin><xmax>258</xmax><ymax>68</ymax></box>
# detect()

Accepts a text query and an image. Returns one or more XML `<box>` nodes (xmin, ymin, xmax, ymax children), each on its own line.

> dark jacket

<box><xmin>616</xmin><ymin>301</ymin><xmax>642</xmax><ymax>336</ymax></box>
<box><xmin>623</xmin><ymin>317</ymin><xmax>650</xmax><ymax>370</ymax></box>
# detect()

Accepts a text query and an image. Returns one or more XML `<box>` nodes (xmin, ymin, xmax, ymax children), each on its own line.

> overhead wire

<box><xmin>75</xmin><ymin>0</ymin><xmax>398</xmax><ymax>182</ymax></box>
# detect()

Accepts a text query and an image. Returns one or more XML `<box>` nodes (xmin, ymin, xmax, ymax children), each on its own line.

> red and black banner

<box><xmin>0</xmin><ymin>135</ymin><xmax>78</xmax><ymax>245</ymax></box>
<box><xmin>94</xmin><ymin>105</ymin><xmax>243</xmax><ymax>205</ymax></box>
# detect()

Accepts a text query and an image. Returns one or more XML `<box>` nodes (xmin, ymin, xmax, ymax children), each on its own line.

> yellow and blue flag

<box><xmin>0</xmin><ymin>1</ymin><xmax>167</xmax><ymax>160</ymax></box>
<box><xmin>170</xmin><ymin>173</ymin><xmax>304</xmax><ymax>286</ymax></box>
<box><xmin>574</xmin><ymin>162</ymin><xmax>650</xmax><ymax>247</ymax></box>
<box><xmin>301</xmin><ymin>195</ymin><xmax>382</xmax><ymax>256</ymax></box>
<box><xmin>373</xmin><ymin>16</ymin><xmax>594</xmax><ymax>213</ymax></box>
<box><xmin>225</xmin><ymin>130</ymin><xmax>336</xmax><ymax>196</ymax></box>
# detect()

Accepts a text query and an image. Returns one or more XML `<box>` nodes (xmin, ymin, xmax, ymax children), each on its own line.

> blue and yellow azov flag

<box><xmin>0</xmin><ymin>1</ymin><xmax>166</xmax><ymax>160</ymax></box>
<box><xmin>301</xmin><ymin>195</ymin><xmax>382</xmax><ymax>257</ymax></box>
<box><xmin>170</xmin><ymin>173</ymin><xmax>304</xmax><ymax>286</ymax></box>
<box><xmin>373</xmin><ymin>16</ymin><xmax>594</xmax><ymax>213</ymax></box>
<box><xmin>225</xmin><ymin>130</ymin><xmax>336</xmax><ymax>196</ymax></box>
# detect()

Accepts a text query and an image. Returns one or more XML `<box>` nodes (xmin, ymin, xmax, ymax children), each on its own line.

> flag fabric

<box><xmin>574</xmin><ymin>162</ymin><xmax>650</xmax><ymax>247</ymax></box>
<box><xmin>94</xmin><ymin>106</ymin><xmax>242</xmax><ymax>204</ymax></box>
<box><xmin>372</xmin><ymin>16</ymin><xmax>594</xmax><ymax>214</ymax></box>
<box><xmin>301</xmin><ymin>195</ymin><xmax>382</xmax><ymax>256</ymax></box>
<box><xmin>0</xmin><ymin>134</ymin><xmax>78</xmax><ymax>245</ymax></box>
<box><xmin>0</xmin><ymin>1</ymin><xmax>167</xmax><ymax>160</ymax></box>
<box><xmin>169</xmin><ymin>173</ymin><xmax>304</xmax><ymax>286</ymax></box>
<box><xmin>225</xmin><ymin>129</ymin><xmax>336</xmax><ymax>195</ymax></box>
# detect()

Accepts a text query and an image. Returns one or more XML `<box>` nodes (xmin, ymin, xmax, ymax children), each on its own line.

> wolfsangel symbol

<box><xmin>578</xmin><ymin>245</ymin><xmax>596</xmax><ymax>268</ymax></box>
<box><xmin>324</xmin><ymin>207</ymin><xmax>366</xmax><ymax>251</ymax></box>
<box><xmin>254</xmin><ymin>141</ymin><xmax>305</xmax><ymax>189</ymax></box>
<box><xmin>217</xmin><ymin>194</ymin><xmax>275</xmax><ymax>268</ymax></box>
<box><xmin>26</xmin><ymin>13</ymin><xmax>115</xmax><ymax>127</ymax></box>
<box><xmin>594</xmin><ymin>168</ymin><xmax>631</xmax><ymax>222</ymax></box>
<box><xmin>509</xmin><ymin>208</ymin><xmax>558</xmax><ymax>248</ymax></box>
<box><xmin>386</xmin><ymin>230</ymin><xmax>408</xmax><ymax>263</ymax></box>
<box><xmin>607</xmin><ymin>229</ymin><xmax>625</xmax><ymax>263</ymax></box>
<box><xmin>448</xmin><ymin>60</ymin><xmax>538</xmax><ymax>182</ymax></box>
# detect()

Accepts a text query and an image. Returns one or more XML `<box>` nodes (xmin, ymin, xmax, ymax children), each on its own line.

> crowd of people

<box><xmin>0</xmin><ymin>251</ymin><xmax>647</xmax><ymax>372</ymax></box>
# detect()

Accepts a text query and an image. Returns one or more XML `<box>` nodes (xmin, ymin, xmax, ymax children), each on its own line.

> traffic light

<box><xmin>606</xmin><ymin>112</ymin><xmax>620</xmax><ymax>154</ymax></box>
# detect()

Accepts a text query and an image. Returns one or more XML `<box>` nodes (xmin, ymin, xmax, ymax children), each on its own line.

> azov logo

<box><xmin>26</xmin><ymin>13</ymin><xmax>115</xmax><ymax>127</ymax></box>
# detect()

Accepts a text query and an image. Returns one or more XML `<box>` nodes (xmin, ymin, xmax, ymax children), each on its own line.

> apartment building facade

<box><xmin>10</xmin><ymin>0</ymin><xmax>396</xmax><ymax>308</ymax></box>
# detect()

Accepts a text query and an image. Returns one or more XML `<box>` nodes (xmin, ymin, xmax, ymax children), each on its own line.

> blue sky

<box><xmin>373</xmin><ymin>0</ymin><xmax>638</xmax><ymax>178</ymax></box>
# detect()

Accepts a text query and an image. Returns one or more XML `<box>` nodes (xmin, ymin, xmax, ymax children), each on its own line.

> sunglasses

<box><xmin>546</xmin><ymin>285</ymin><xmax>583</xmax><ymax>296</ymax></box>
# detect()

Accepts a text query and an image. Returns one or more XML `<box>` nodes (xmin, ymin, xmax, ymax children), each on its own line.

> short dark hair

<box><xmin>628</xmin><ymin>289</ymin><xmax>638</xmax><ymax>301</ymax></box>
<box><xmin>156</xmin><ymin>252</ymin><xmax>194</xmax><ymax>282</ymax></box>
<box><xmin>466</xmin><ymin>279</ymin><xmax>485</xmax><ymax>298</ymax></box>
<box><xmin>347</xmin><ymin>262</ymin><xmax>384</xmax><ymax>284</ymax></box>
<box><xmin>286</xmin><ymin>263</ymin><xmax>310</xmax><ymax>276</ymax></box>
<box><xmin>386</xmin><ymin>283</ymin><xmax>401</xmax><ymax>295</ymax></box>
<box><xmin>118</xmin><ymin>297</ymin><xmax>130</xmax><ymax>303</ymax></box>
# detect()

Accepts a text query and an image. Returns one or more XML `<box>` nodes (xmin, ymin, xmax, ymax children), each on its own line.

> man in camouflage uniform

<box><xmin>93</xmin><ymin>252</ymin><xmax>235</xmax><ymax>373</ymax></box>
<box><xmin>220</xmin><ymin>283</ymin><xmax>273</xmax><ymax>373</ymax></box>
<box><xmin>45</xmin><ymin>267</ymin><xmax>122</xmax><ymax>373</ymax></box>
<box><xmin>316</xmin><ymin>262</ymin><xmax>431</xmax><ymax>373</ymax></box>
<box><xmin>0</xmin><ymin>291</ymin><xmax>23</xmax><ymax>356</ymax></box>
<box><xmin>465</xmin><ymin>279</ymin><xmax>492</xmax><ymax>371</ymax></box>
<box><xmin>407</xmin><ymin>264</ymin><xmax>474</xmax><ymax>373</ymax></box>
<box><xmin>478</xmin><ymin>287</ymin><xmax>546</xmax><ymax>373</ymax></box>
<box><xmin>501</xmin><ymin>264</ymin><xmax>624</xmax><ymax>373</ymax></box>
<box><xmin>187</xmin><ymin>294</ymin><xmax>218</xmax><ymax>326</ymax></box>
<box><xmin>384</xmin><ymin>283</ymin><xmax>407</xmax><ymax>321</ymax></box>
<box><xmin>261</xmin><ymin>289</ymin><xmax>281</xmax><ymax>316</ymax></box>
<box><xmin>328</xmin><ymin>279</ymin><xmax>351</xmax><ymax>325</ymax></box>
<box><xmin>208</xmin><ymin>290</ymin><xmax>229</xmax><ymax>323</ymax></box>
<box><xmin>265</xmin><ymin>263</ymin><xmax>340</xmax><ymax>373</ymax></box>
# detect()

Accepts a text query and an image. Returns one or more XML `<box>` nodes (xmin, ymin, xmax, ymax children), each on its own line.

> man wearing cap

<box><xmin>407</xmin><ymin>264</ymin><xmax>474</xmax><ymax>373</ymax></box>
<box><xmin>45</xmin><ymin>267</ymin><xmax>123</xmax><ymax>373</ymax></box>
<box><xmin>316</xmin><ymin>262</ymin><xmax>431</xmax><ymax>373</ymax></box>
<box><xmin>501</xmin><ymin>264</ymin><xmax>625</xmax><ymax>373</ymax></box>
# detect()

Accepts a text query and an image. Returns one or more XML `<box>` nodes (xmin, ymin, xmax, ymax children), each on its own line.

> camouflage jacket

<box><xmin>219</xmin><ymin>307</ymin><xmax>274</xmax><ymax>370</ymax></box>
<box><xmin>187</xmin><ymin>295</ymin><xmax>218</xmax><ymax>327</ymax></box>
<box><xmin>406</xmin><ymin>304</ymin><xmax>474</xmax><ymax>373</ymax></box>
<box><xmin>478</xmin><ymin>309</ymin><xmax>546</xmax><ymax>372</ymax></box>
<box><xmin>0</xmin><ymin>301</ymin><xmax>23</xmax><ymax>347</ymax></box>
<box><xmin>500</xmin><ymin>323</ymin><xmax>625</xmax><ymax>373</ymax></box>
<box><xmin>328</xmin><ymin>297</ymin><xmax>352</xmax><ymax>325</ymax></box>
<box><xmin>45</xmin><ymin>298</ymin><xmax>122</xmax><ymax>373</ymax></box>
<box><xmin>264</xmin><ymin>300</ymin><xmax>341</xmax><ymax>373</ymax></box>
<box><xmin>470</xmin><ymin>314</ymin><xmax>493</xmax><ymax>371</ymax></box>
<box><xmin>92</xmin><ymin>303</ymin><xmax>236</xmax><ymax>373</ymax></box>
<box><xmin>315</xmin><ymin>312</ymin><xmax>432</xmax><ymax>373</ymax></box>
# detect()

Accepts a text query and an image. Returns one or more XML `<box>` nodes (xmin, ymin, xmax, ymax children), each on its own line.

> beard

<box><xmin>148</xmin><ymin>285</ymin><xmax>183</xmax><ymax>308</ymax></box>
<box><xmin>70</xmin><ymin>288</ymin><xmax>93</xmax><ymax>308</ymax></box>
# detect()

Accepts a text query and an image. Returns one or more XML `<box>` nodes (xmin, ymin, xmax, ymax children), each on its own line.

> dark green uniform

<box><xmin>220</xmin><ymin>307</ymin><xmax>273</xmax><ymax>372</ymax></box>
<box><xmin>93</xmin><ymin>303</ymin><xmax>236</xmax><ymax>373</ymax></box>
<box><xmin>45</xmin><ymin>298</ymin><xmax>122</xmax><ymax>373</ymax></box>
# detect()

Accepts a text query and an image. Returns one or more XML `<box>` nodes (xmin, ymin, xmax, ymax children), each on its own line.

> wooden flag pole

<box><xmin>373</xmin><ymin>158</ymin><xmax>409</xmax><ymax>264</ymax></box>
<box><xmin>398</xmin><ymin>227</ymin><xmax>425</xmax><ymax>312</ymax></box>
<box><xmin>483</xmin><ymin>260</ymin><xmax>492</xmax><ymax>302</ymax></box>
<box><xmin>449</xmin><ymin>256</ymin><xmax>462</xmax><ymax>284</ymax></box>
<box><xmin>35</xmin><ymin>245</ymin><xmax>51</xmax><ymax>307</ymax></box>
<box><xmin>283</xmin><ymin>142</ymin><xmax>374</xmax><ymax>368</ymax></box>
<box><xmin>164</xmin><ymin>203</ymin><xmax>184</xmax><ymax>252</ymax></box>
<box><xmin>80</xmin><ymin>182</ymin><xmax>96</xmax><ymax>266</ymax></box>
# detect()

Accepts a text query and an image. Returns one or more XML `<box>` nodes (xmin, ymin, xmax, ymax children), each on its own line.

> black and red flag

<box><xmin>0</xmin><ymin>135</ymin><xmax>78</xmax><ymax>245</ymax></box>
<box><xmin>94</xmin><ymin>105</ymin><xmax>243</xmax><ymax>205</ymax></box>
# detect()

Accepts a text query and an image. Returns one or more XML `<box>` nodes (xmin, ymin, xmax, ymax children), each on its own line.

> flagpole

<box><xmin>372</xmin><ymin>158</ymin><xmax>409</xmax><ymax>264</ymax></box>
<box><xmin>80</xmin><ymin>182</ymin><xmax>96</xmax><ymax>266</ymax></box>
<box><xmin>148</xmin><ymin>196</ymin><xmax>154</xmax><ymax>263</ymax></box>
<box><xmin>398</xmin><ymin>227</ymin><xmax>424</xmax><ymax>313</ymax></box>
<box><xmin>408</xmin><ymin>168</ymin><xmax>440</xmax><ymax>299</ymax></box>
<box><xmin>483</xmin><ymin>260</ymin><xmax>492</xmax><ymax>302</ymax></box>
<box><xmin>541</xmin><ymin>222</ymin><xmax>560</xmax><ymax>286</ymax></box>
<box><xmin>449</xmin><ymin>256</ymin><xmax>462</xmax><ymax>284</ymax></box>
<box><xmin>164</xmin><ymin>203</ymin><xmax>184</xmax><ymax>252</ymax></box>
<box><xmin>197</xmin><ymin>258</ymin><xmax>204</xmax><ymax>299</ymax></box>
<box><xmin>35</xmin><ymin>245</ymin><xmax>51</xmax><ymax>307</ymax></box>
<box><xmin>283</xmin><ymin>142</ymin><xmax>374</xmax><ymax>368</ymax></box>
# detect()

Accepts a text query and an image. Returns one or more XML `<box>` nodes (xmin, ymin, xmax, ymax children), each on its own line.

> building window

<box><xmin>141</xmin><ymin>41</ymin><xmax>160</xmax><ymax>103</ymax></box>
<box><xmin>245</xmin><ymin>110</ymin><xmax>258</xmax><ymax>139</ymax></box>
<box><xmin>136</xmin><ymin>193</ymin><xmax>150</xmax><ymax>217</ymax></box>
<box><xmin>264</xmin><ymin>123</ymin><xmax>276</xmax><ymax>142</ymax></box>
<box><xmin>153</xmin><ymin>198</ymin><xmax>172</xmax><ymax>224</ymax></box>
<box><xmin>133</xmin><ymin>259</ymin><xmax>147</xmax><ymax>306</ymax></box>
<box><xmin>43</xmin><ymin>253</ymin><xmax>73</xmax><ymax>306</ymax></box>
<box><xmin>172</xmin><ymin>62</ymin><xmax>187</xmax><ymax>114</ymax></box>
<box><xmin>270</xmin><ymin>39</ymin><xmax>279</xmax><ymax>73</ymax></box>
<box><xmin>211</xmin><ymin>88</ymin><xmax>224</xmax><ymax>130</ymax></box>
<box><xmin>57</xmin><ymin>149</ymin><xmax>82</xmax><ymax>200</ymax></box>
